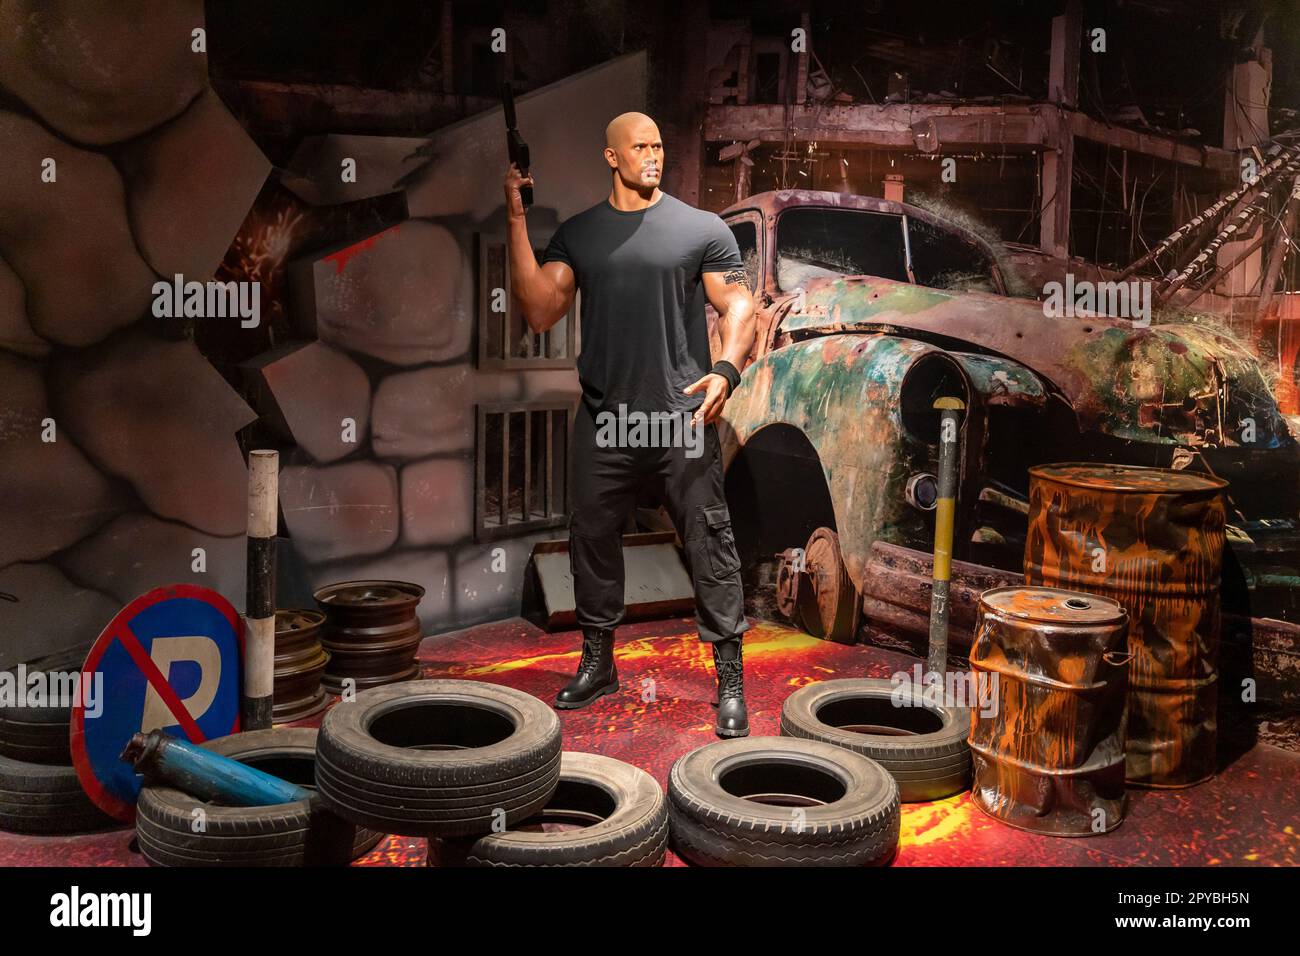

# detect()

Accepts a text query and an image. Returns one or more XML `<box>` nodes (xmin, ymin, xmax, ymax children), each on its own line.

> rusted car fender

<box><xmin>784</xmin><ymin>274</ymin><xmax>1293</xmax><ymax>450</ymax></box>
<box><xmin>720</xmin><ymin>331</ymin><xmax>987</xmax><ymax>592</ymax></box>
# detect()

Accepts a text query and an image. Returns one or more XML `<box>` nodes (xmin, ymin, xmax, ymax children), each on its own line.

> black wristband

<box><xmin>711</xmin><ymin>360</ymin><xmax>742</xmax><ymax>396</ymax></box>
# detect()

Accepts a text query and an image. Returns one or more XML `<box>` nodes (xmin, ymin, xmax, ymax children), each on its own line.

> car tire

<box><xmin>461</xmin><ymin>752</ymin><xmax>667</xmax><ymax>867</ymax></box>
<box><xmin>0</xmin><ymin>710</ymin><xmax>72</xmax><ymax>764</ymax></box>
<box><xmin>0</xmin><ymin>647</ymin><xmax>87</xmax><ymax>765</ymax></box>
<box><xmin>780</xmin><ymin>678</ymin><xmax>971</xmax><ymax>802</ymax></box>
<box><xmin>0</xmin><ymin>753</ymin><xmax>120</xmax><ymax>835</ymax></box>
<box><xmin>315</xmin><ymin>680</ymin><xmax>562</xmax><ymax>838</ymax></box>
<box><xmin>667</xmin><ymin>736</ymin><xmax>899</xmax><ymax>867</ymax></box>
<box><xmin>135</xmin><ymin>728</ymin><xmax>383</xmax><ymax>867</ymax></box>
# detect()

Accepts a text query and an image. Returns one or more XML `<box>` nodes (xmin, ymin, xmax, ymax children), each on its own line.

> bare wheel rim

<box><xmin>801</xmin><ymin>527</ymin><xmax>858</xmax><ymax>642</ymax></box>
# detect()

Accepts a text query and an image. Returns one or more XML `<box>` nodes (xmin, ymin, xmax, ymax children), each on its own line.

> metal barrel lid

<box><xmin>979</xmin><ymin>585</ymin><xmax>1126</xmax><ymax>625</ymax></box>
<box><xmin>1028</xmin><ymin>462</ymin><xmax>1228</xmax><ymax>495</ymax></box>
<box><xmin>275</xmin><ymin>608</ymin><xmax>326</xmax><ymax>635</ymax></box>
<box><xmin>312</xmin><ymin>580</ymin><xmax>426</xmax><ymax>608</ymax></box>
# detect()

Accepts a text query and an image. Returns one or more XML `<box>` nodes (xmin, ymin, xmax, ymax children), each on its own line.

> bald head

<box><xmin>605</xmin><ymin>111</ymin><xmax>658</xmax><ymax>149</ymax></box>
<box><xmin>603</xmin><ymin>112</ymin><xmax>664</xmax><ymax>192</ymax></box>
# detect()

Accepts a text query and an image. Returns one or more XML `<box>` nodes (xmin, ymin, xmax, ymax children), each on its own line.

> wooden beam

<box><xmin>1070</xmin><ymin>112</ymin><xmax>1236</xmax><ymax>175</ymax></box>
<box><xmin>1040</xmin><ymin>108</ymin><xmax>1073</xmax><ymax>259</ymax></box>
<box><xmin>705</xmin><ymin>102</ymin><xmax>1233</xmax><ymax>176</ymax></box>
<box><xmin>911</xmin><ymin>113</ymin><xmax>1047</xmax><ymax>152</ymax></box>
<box><xmin>1049</xmin><ymin>1</ymin><xmax>1082</xmax><ymax>108</ymax></box>
<box><xmin>1224</xmin><ymin>22</ymin><xmax>1271</xmax><ymax>150</ymax></box>
<box><xmin>705</xmin><ymin>102</ymin><xmax>1042</xmax><ymax>147</ymax></box>
<box><xmin>734</xmin><ymin>152</ymin><xmax>753</xmax><ymax>204</ymax></box>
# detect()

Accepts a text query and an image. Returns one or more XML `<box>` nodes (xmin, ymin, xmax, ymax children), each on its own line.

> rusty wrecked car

<box><xmin>705</xmin><ymin>189</ymin><xmax>1300</xmax><ymax>647</ymax></box>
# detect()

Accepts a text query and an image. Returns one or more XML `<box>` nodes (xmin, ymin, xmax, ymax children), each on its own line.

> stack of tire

<box><xmin>0</xmin><ymin>649</ymin><xmax>119</xmax><ymax>836</ymax></box>
<box><xmin>317</xmin><ymin>680</ymin><xmax>669</xmax><ymax>866</ymax></box>
<box><xmin>135</xmin><ymin>729</ymin><xmax>385</xmax><ymax>867</ymax></box>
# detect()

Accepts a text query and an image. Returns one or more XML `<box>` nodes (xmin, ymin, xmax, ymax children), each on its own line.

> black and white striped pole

<box><xmin>243</xmin><ymin>449</ymin><xmax>278</xmax><ymax>731</ymax></box>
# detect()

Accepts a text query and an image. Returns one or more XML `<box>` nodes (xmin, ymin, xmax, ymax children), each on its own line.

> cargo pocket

<box><xmin>701</xmin><ymin>503</ymin><xmax>742</xmax><ymax>578</ymax></box>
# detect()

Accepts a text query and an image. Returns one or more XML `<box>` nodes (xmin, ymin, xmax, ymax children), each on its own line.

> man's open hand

<box><xmin>684</xmin><ymin>373</ymin><xmax>730</xmax><ymax>427</ymax></box>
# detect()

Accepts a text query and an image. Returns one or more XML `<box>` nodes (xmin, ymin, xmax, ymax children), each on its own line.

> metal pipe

<box><xmin>927</xmin><ymin>397</ymin><xmax>965</xmax><ymax>678</ymax></box>
<box><xmin>121</xmin><ymin>730</ymin><xmax>313</xmax><ymax>806</ymax></box>
<box><xmin>1115</xmin><ymin>143</ymin><xmax>1294</xmax><ymax>281</ymax></box>
<box><xmin>1159</xmin><ymin>154</ymin><xmax>1300</xmax><ymax>303</ymax></box>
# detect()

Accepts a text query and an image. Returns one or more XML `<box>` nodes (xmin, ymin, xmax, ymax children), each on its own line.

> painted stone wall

<box><xmin>0</xmin><ymin>2</ymin><xmax>268</xmax><ymax>669</ymax></box>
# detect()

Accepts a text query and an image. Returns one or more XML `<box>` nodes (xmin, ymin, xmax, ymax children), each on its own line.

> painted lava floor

<box><xmin>1</xmin><ymin>614</ymin><xmax>1296</xmax><ymax>867</ymax></box>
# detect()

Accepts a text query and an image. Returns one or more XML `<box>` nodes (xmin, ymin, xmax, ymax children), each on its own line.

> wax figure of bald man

<box><xmin>504</xmin><ymin>112</ymin><xmax>757</xmax><ymax>737</ymax></box>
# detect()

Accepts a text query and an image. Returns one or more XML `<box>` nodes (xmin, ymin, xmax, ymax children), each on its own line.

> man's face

<box><xmin>608</xmin><ymin>121</ymin><xmax>663</xmax><ymax>189</ymax></box>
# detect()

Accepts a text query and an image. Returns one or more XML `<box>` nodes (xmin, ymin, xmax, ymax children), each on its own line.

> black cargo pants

<box><xmin>568</xmin><ymin>401</ymin><xmax>749</xmax><ymax>644</ymax></box>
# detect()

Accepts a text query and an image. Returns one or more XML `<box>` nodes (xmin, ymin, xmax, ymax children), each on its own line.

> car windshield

<box><xmin>776</xmin><ymin>207</ymin><xmax>908</xmax><ymax>290</ymax></box>
<box><xmin>907</xmin><ymin>217</ymin><xmax>999</xmax><ymax>293</ymax></box>
<box><xmin>774</xmin><ymin>205</ymin><xmax>999</xmax><ymax>294</ymax></box>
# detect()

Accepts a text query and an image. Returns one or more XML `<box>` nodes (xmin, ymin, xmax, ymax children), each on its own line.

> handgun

<box><xmin>501</xmin><ymin>81</ymin><xmax>532</xmax><ymax>209</ymax></box>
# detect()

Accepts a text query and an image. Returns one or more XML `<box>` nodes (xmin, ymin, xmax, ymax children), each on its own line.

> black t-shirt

<box><xmin>541</xmin><ymin>192</ymin><xmax>744</xmax><ymax>416</ymax></box>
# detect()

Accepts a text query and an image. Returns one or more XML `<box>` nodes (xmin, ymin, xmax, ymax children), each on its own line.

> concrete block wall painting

<box><xmin>0</xmin><ymin>4</ymin><xmax>270</xmax><ymax>668</ymax></box>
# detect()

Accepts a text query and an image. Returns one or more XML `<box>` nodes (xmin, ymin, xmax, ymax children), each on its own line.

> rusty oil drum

<box><xmin>313</xmin><ymin>581</ymin><xmax>425</xmax><ymax>695</ymax></box>
<box><xmin>969</xmin><ymin>586</ymin><xmax>1130</xmax><ymax>837</ymax></box>
<box><xmin>1024</xmin><ymin>463</ymin><xmax>1227</xmax><ymax>788</ymax></box>
<box><xmin>272</xmin><ymin>609</ymin><xmax>330</xmax><ymax>723</ymax></box>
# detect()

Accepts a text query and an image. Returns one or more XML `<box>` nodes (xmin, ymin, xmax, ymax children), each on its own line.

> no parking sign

<box><xmin>71</xmin><ymin>585</ymin><xmax>244</xmax><ymax>821</ymax></box>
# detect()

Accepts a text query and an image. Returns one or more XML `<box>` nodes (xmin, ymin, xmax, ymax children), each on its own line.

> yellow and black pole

<box><xmin>927</xmin><ymin>398</ymin><xmax>965</xmax><ymax>678</ymax></box>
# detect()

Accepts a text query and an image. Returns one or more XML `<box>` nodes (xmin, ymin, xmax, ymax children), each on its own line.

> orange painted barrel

<box><xmin>969</xmin><ymin>586</ymin><xmax>1130</xmax><ymax>837</ymax></box>
<box><xmin>1024</xmin><ymin>463</ymin><xmax>1228</xmax><ymax>788</ymax></box>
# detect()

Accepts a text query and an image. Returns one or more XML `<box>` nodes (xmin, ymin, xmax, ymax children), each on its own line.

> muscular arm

<box><xmin>684</xmin><ymin>267</ymin><xmax>756</xmax><ymax>425</ymax></box>
<box><xmin>507</xmin><ymin>219</ymin><xmax>575</xmax><ymax>334</ymax></box>
<box><xmin>504</xmin><ymin>162</ymin><xmax>575</xmax><ymax>334</ymax></box>
<box><xmin>702</xmin><ymin>267</ymin><xmax>756</xmax><ymax>373</ymax></box>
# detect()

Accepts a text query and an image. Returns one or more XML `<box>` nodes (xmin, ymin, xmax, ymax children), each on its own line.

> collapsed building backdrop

<box><xmin>2</xmin><ymin>0</ymin><xmax>1299</xmax><ymax>703</ymax></box>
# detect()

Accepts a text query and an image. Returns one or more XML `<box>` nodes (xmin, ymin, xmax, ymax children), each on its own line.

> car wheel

<box><xmin>668</xmin><ymin>736</ymin><xmax>898</xmax><ymax>866</ymax></box>
<box><xmin>799</xmin><ymin>528</ymin><xmax>859</xmax><ymax>643</ymax></box>
<box><xmin>0</xmin><ymin>646</ymin><xmax>87</xmax><ymax>765</ymax></box>
<box><xmin>315</xmin><ymin>680</ymin><xmax>561</xmax><ymax>838</ymax></box>
<box><xmin>780</xmin><ymin>678</ymin><xmax>971</xmax><ymax>802</ymax></box>
<box><xmin>0</xmin><ymin>753</ymin><xmax>120</xmax><ymax>835</ymax></box>
<box><xmin>135</xmin><ymin>728</ymin><xmax>383</xmax><ymax>866</ymax></box>
<box><xmin>0</xmin><ymin>710</ymin><xmax>72</xmax><ymax>764</ymax></box>
<box><xmin>462</xmin><ymin>752</ymin><xmax>667</xmax><ymax>867</ymax></box>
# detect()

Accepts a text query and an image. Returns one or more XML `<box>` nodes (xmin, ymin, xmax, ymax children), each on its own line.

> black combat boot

<box><xmin>712</xmin><ymin>636</ymin><xmax>749</xmax><ymax>737</ymax></box>
<box><xmin>555</xmin><ymin>626</ymin><xmax>619</xmax><ymax>709</ymax></box>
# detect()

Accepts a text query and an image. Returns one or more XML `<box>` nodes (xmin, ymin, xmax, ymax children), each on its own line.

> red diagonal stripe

<box><xmin>114</xmin><ymin>625</ymin><xmax>207</xmax><ymax>743</ymax></box>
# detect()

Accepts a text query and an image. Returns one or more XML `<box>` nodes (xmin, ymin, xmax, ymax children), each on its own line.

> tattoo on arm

<box><xmin>722</xmin><ymin>268</ymin><xmax>747</xmax><ymax>286</ymax></box>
